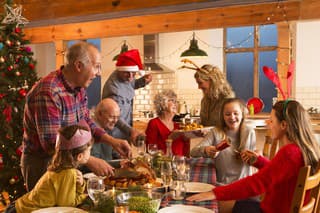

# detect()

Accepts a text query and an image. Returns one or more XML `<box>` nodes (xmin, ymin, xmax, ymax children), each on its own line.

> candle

<box><xmin>114</xmin><ymin>205</ymin><xmax>129</xmax><ymax>213</ymax></box>
<box><xmin>111</xmin><ymin>186</ymin><xmax>116</xmax><ymax>200</ymax></box>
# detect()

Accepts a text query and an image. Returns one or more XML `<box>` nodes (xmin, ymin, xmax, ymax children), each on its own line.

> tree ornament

<box><xmin>18</xmin><ymin>88</ymin><xmax>27</xmax><ymax>97</ymax></box>
<box><xmin>29</xmin><ymin>63</ymin><xmax>35</xmax><ymax>70</ymax></box>
<box><xmin>13</xmin><ymin>107</ymin><xmax>18</xmax><ymax>113</ymax></box>
<box><xmin>25</xmin><ymin>46</ymin><xmax>31</xmax><ymax>52</ymax></box>
<box><xmin>3</xmin><ymin>105</ymin><xmax>12</xmax><ymax>122</ymax></box>
<box><xmin>15</xmin><ymin>71</ymin><xmax>21</xmax><ymax>76</ymax></box>
<box><xmin>0</xmin><ymin>42</ymin><xmax>3</xmax><ymax>50</ymax></box>
<box><xmin>1</xmin><ymin>4</ymin><xmax>29</xmax><ymax>27</ymax></box>
<box><xmin>16</xmin><ymin>145</ymin><xmax>23</xmax><ymax>156</ymax></box>
<box><xmin>15</xmin><ymin>27</ymin><xmax>21</xmax><ymax>33</ymax></box>
<box><xmin>9</xmin><ymin>178</ymin><xmax>16</xmax><ymax>185</ymax></box>
<box><xmin>0</xmin><ymin>93</ymin><xmax>6</xmax><ymax>99</ymax></box>
<box><xmin>0</xmin><ymin>56</ymin><xmax>4</xmax><ymax>63</ymax></box>
<box><xmin>5</xmin><ymin>39</ymin><xmax>11</xmax><ymax>46</ymax></box>
<box><xmin>23</xmin><ymin>57</ymin><xmax>29</xmax><ymax>63</ymax></box>
<box><xmin>0</xmin><ymin>154</ymin><xmax>3</xmax><ymax>170</ymax></box>
<box><xmin>16</xmin><ymin>41</ymin><xmax>20</xmax><ymax>46</ymax></box>
<box><xmin>7</xmin><ymin>65</ymin><xmax>13</xmax><ymax>71</ymax></box>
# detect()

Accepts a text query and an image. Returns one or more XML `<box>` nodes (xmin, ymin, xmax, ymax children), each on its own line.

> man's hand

<box><xmin>101</xmin><ymin>134</ymin><xmax>132</xmax><ymax>158</ymax></box>
<box><xmin>144</xmin><ymin>74</ymin><xmax>152</xmax><ymax>84</ymax></box>
<box><xmin>85</xmin><ymin>156</ymin><xmax>114</xmax><ymax>177</ymax></box>
<box><xmin>111</xmin><ymin>138</ymin><xmax>132</xmax><ymax>158</ymax></box>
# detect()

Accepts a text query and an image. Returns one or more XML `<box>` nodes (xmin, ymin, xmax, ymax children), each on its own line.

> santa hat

<box><xmin>116</xmin><ymin>49</ymin><xmax>143</xmax><ymax>72</ymax></box>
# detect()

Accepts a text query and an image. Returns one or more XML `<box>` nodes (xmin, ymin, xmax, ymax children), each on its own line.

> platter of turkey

<box><xmin>104</xmin><ymin>158</ymin><xmax>162</xmax><ymax>189</ymax></box>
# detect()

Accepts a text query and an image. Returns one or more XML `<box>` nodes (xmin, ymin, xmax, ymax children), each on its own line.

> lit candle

<box><xmin>114</xmin><ymin>205</ymin><xmax>129</xmax><ymax>213</ymax></box>
<box><xmin>111</xmin><ymin>186</ymin><xmax>116</xmax><ymax>200</ymax></box>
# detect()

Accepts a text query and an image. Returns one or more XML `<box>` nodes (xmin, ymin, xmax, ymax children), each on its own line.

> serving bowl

<box><xmin>116</xmin><ymin>191</ymin><xmax>163</xmax><ymax>213</ymax></box>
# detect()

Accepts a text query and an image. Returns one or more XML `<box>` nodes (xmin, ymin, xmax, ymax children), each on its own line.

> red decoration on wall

<box><xmin>262</xmin><ymin>66</ymin><xmax>286</xmax><ymax>99</ymax></box>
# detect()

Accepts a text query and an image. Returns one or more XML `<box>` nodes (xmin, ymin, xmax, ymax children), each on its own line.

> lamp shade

<box><xmin>180</xmin><ymin>33</ymin><xmax>208</xmax><ymax>57</ymax></box>
<box><xmin>112</xmin><ymin>41</ymin><xmax>129</xmax><ymax>61</ymax></box>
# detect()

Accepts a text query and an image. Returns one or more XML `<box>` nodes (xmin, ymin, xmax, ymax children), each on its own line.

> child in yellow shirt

<box><xmin>6</xmin><ymin>120</ymin><xmax>92</xmax><ymax>213</ymax></box>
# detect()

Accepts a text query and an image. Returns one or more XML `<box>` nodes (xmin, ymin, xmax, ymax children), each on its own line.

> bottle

<box><xmin>165</xmin><ymin>139</ymin><xmax>173</xmax><ymax>159</ymax></box>
<box><xmin>249</xmin><ymin>104</ymin><xmax>254</xmax><ymax>115</ymax></box>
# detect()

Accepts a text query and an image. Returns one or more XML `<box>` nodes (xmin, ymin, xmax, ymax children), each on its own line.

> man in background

<box><xmin>102</xmin><ymin>49</ymin><xmax>152</xmax><ymax>143</ymax></box>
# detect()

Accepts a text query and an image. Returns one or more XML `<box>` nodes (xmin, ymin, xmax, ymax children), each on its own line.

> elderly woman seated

<box><xmin>145</xmin><ymin>89</ymin><xmax>189</xmax><ymax>156</ymax></box>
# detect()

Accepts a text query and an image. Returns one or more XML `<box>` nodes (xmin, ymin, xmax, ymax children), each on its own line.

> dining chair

<box><xmin>262</xmin><ymin>135</ymin><xmax>279</xmax><ymax>160</ymax></box>
<box><xmin>290</xmin><ymin>161</ymin><xmax>320</xmax><ymax>213</ymax></box>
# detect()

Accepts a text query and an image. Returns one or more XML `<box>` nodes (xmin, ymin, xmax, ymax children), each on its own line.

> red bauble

<box><xmin>19</xmin><ymin>88</ymin><xmax>27</xmax><ymax>97</ymax></box>
<box><xmin>16</xmin><ymin>145</ymin><xmax>23</xmax><ymax>157</ymax></box>
<box><xmin>29</xmin><ymin>63</ymin><xmax>35</xmax><ymax>70</ymax></box>
<box><xmin>15</xmin><ymin>28</ymin><xmax>21</xmax><ymax>33</ymax></box>
<box><xmin>7</xmin><ymin>65</ymin><xmax>13</xmax><ymax>71</ymax></box>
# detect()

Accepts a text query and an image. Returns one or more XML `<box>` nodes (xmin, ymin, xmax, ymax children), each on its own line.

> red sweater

<box><xmin>145</xmin><ymin>117</ymin><xmax>188</xmax><ymax>156</ymax></box>
<box><xmin>214</xmin><ymin>143</ymin><xmax>304</xmax><ymax>213</ymax></box>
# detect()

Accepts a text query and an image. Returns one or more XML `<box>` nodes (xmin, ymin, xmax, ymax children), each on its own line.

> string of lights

<box><xmin>54</xmin><ymin>0</ymin><xmax>292</xmax><ymax>65</ymax></box>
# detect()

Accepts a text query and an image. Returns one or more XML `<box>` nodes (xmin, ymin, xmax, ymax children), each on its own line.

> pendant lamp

<box><xmin>112</xmin><ymin>41</ymin><xmax>129</xmax><ymax>61</ymax></box>
<box><xmin>180</xmin><ymin>32</ymin><xmax>208</xmax><ymax>57</ymax></box>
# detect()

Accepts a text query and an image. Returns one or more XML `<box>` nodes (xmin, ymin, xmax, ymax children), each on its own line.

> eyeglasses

<box><xmin>91</xmin><ymin>62</ymin><xmax>101</xmax><ymax>74</ymax></box>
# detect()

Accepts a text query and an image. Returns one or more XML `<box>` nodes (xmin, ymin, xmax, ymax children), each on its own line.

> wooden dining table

<box><xmin>160</xmin><ymin>157</ymin><xmax>218</xmax><ymax>212</ymax></box>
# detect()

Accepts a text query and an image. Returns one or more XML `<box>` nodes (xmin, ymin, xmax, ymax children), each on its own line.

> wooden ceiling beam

<box><xmin>23</xmin><ymin>1</ymin><xmax>301</xmax><ymax>43</ymax></box>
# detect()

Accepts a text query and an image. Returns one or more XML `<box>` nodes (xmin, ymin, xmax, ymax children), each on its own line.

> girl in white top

<box><xmin>190</xmin><ymin>98</ymin><xmax>256</xmax><ymax>185</ymax></box>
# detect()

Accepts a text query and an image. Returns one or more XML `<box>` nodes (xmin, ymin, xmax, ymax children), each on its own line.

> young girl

<box><xmin>190</xmin><ymin>98</ymin><xmax>256</xmax><ymax>185</ymax></box>
<box><xmin>187</xmin><ymin>100</ymin><xmax>320</xmax><ymax>213</ymax></box>
<box><xmin>6</xmin><ymin>121</ymin><xmax>92</xmax><ymax>213</ymax></box>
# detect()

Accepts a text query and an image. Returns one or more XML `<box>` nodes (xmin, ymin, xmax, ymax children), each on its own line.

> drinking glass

<box><xmin>171</xmin><ymin>180</ymin><xmax>187</xmax><ymax>200</ymax></box>
<box><xmin>135</xmin><ymin>135</ymin><xmax>146</xmax><ymax>156</ymax></box>
<box><xmin>147</xmin><ymin>144</ymin><xmax>158</xmax><ymax>156</ymax></box>
<box><xmin>172</xmin><ymin>155</ymin><xmax>186</xmax><ymax>180</ymax></box>
<box><xmin>87</xmin><ymin>176</ymin><xmax>105</xmax><ymax>205</ymax></box>
<box><xmin>160</xmin><ymin>161</ymin><xmax>172</xmax><ymax>194</ymax></box>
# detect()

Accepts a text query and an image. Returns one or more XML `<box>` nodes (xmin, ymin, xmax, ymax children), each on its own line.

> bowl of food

<box><xmin>116</xmin><ymin>191</ymin><xmax>163</xmax><ymax>213</ymax></box>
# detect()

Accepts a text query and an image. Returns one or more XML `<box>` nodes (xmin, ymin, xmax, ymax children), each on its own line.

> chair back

<box><xmin>263</xmin><ymin>135</ymin><xmax>279</xmax><ymax>160</ymax></box>
<box><xmin>290</xmin><ymin>161</ymin><xmax>320</xmax><ymax>213</ymax></box>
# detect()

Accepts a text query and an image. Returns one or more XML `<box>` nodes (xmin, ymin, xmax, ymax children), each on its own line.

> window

<box><xmin>225</xmin><ymin>24</ymin><xmax>278</xmax><ymax>112</ymax></box>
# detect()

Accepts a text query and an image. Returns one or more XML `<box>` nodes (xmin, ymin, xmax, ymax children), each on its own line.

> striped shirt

<box><xmin>22</xmin><ymin>68</ymin><xmax>105</xmax><ymax>157</ymax></box>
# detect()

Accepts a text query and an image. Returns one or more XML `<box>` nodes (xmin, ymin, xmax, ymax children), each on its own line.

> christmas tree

<box><xmin>0</xmin><ymin>0</ymin><xmax>38</xmax><ymax>205</ymax></box>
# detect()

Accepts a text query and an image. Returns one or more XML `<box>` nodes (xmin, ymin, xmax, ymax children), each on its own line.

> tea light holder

<box><xmin>114</xmin><ymin>205</ymin><xmax>129</xmax><ymax>213</ymax></box>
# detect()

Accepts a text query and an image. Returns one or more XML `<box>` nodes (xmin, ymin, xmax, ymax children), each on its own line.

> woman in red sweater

<box><xmin>145</xmin><ymin>89</ymin><xmax>188</xmax><ymax>156</ymax></box>
<box><xmin>187</xmin><ymin>100</ymin><xmax>320</xmax><ymax>213</ymax></box>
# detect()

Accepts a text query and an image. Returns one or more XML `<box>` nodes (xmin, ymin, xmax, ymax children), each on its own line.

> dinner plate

<box><xmin>158</xmin><ymin>205</ymin><xmax>213</xmax><ymax>213</ymax></box>
<box><xmin>184</xmin><ymin>182</ymin><xmax>214</xmax><ymax>193</ymax></box>
<box><xmin>32</xmin><ymin>207</ymin><xmax>87</xmax><ymax>213</ymax></box>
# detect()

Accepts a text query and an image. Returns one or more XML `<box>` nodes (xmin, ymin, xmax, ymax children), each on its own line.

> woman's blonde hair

<box><xmin>48</xmin><ymin>125</ymin><xmax>93</xmax><ymax>172</ymax></box>
<box><xmin>153</xmin><ymin>89</ymin><xmax>177</xmax><ymax>116</ymax></box>
<box><xmin>273</xmin><ymin>100</ymin><xmax>320</xmax><ymax>174</ymax></box>
<box><xmin>194</xmin><ymin>64</ymin><xmax>235</xmax><ymax>100</ymax></box>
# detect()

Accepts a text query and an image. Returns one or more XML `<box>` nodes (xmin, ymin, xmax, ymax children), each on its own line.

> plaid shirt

<box><xmin>22</xmin><ymin>68</ymin><xmax>105</xmax><ymax>157</ymax></box>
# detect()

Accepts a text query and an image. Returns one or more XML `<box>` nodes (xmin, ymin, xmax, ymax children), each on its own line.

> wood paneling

<box><xmin>24</xmin><ymin>1</ymin><xmax>302</xmax><ymax>43</ymax></box>
<box><xmin>1</xmin><ymin>0</ymin><xmax>212</xmax><ymax>21</ymax></box>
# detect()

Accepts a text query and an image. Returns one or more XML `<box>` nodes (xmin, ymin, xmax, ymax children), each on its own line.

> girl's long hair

<box><xmin>273</xmin><ymin>100</ymin><xmax>320</xmax><ymax>174</ymax></box>
<box><xmin>47</xmin><ymin>125</ymin><xmax>93</xmax><ymax>172</ymax></box>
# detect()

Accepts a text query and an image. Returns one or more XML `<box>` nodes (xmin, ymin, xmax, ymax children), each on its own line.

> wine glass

<box><xmin>87</xmin><ymin>176</ymin><xmax>105</xmax><ymax>205</ymax></box>
<box><xmin>160</xmin><ymin>161</ymin><xmax>172</xmax><ymax>194</ymax></box>
<box><xmin>147</xmin><ymin>144</ymin><xmax>158</xmax><ymax>156</ymax></box>
<box><xmin>135</xmin><ymin>135</ymin><xmax>146</xmax><ymax>156</ymax></box>
<box><xmin>172</xmin><ymin>155</ymin><xmax>186</xmax><ymax>180</ymax></box>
